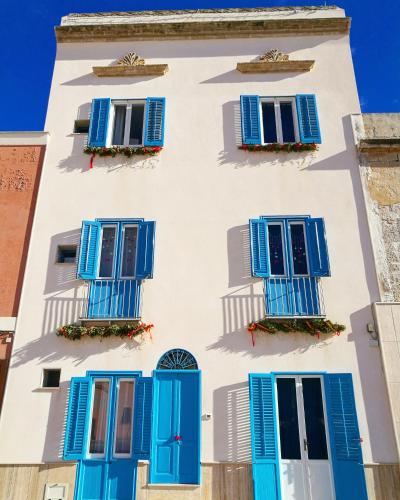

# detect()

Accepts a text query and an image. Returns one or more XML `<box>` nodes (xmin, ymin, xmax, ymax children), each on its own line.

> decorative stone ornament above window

<box><xmin>92</xmin><ymin>51</ymin><xmax>169</xmax><ymax>77</ymax></box>
<box><xmin>237</xmin><ymin>49</ymin><xmax>315</xmax><ymax>73</ymax></box>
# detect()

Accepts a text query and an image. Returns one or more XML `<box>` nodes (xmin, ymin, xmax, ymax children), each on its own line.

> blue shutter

<box><xmin>77</xmin><ymin>220</ymin><xmax>101</xmax><ymax>280</ymax></box>
<box><xmin>306</xmin><ymin>217</ymin><xmax>330</xmax><ymax>277</ymax></box>
<box><xmin>249</xmin><ymin>374</ymin><xmax>281</xmax><ymax>500</ymax></box>
<box><xmin>88</xmin><ymin>98</ymin><xmax>111</xmax><ymax>147</ymax></box>
<box><xmin>135</xmin><ymin>221</ymin><xmax>155</xmax><ymax>279</ymax></box>
<box><xmin>250</xmin><ymin>219</ymin><xmax>270</xmax><ymax>277</ymax></box>
<box><xmin>324</xmin><ymin>374</ymin><xmax>368</xmax><ymax>500</ymax></box>
<box><xmin>240</xmin><ymin>95</ymin><xmax>262</xmax><ymax>144</ymax></box>
<box><xmin>296</xmin><ymin>94</ymin><xmax>321</xmax><ymax>144</ymax></box>
<box><xmin>63</xmin><ymin>377</ymin><xmax>91</xmax><ymax>460</ymax></box>
<box><xmin>132</xmin><ymin>377</ymin><xmax>153</xmax><ymax>460</ymax></box>
<box><xmin>144</xmin><ymin>97</ymin><xmax>165</xmax><ymax>146</ymax></box>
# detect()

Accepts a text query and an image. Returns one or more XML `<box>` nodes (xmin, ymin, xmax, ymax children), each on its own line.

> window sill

<box><xmin>84</xmin><ymin>146</ymin><xmax>162</xmax><ymax>157</ymax></box>
<box><xmin>239</xmin><ymin>143</ymin><xmax>318</xmax><ymax>153</ymax></box>
<box><xmin>147</xmin><ymin>484</ymin><xmax>200</xmax><ymax>489</ymax></box>
<box><xmin>92</xmin><ymin>64</ymin><xmax>169</xmax><ymax>77</ymax></box>
<box><xmin>236</xmin><ymin>60</ymin><xmax>315</xmax><ymax>73</ymax></box>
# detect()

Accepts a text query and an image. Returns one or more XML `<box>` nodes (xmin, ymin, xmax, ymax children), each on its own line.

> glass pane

<box><xmin>89</xmin><ymin>380</ymin><xmax>110</xmax><ymax>454</ymax></box>
<box><xmin>290</xmin><ymin>224</ymin><xmax>308</xmax><ymax>275</ymax></box>
<box><xmin>262</xmin><ymin>102</ymin><xmax>277</xmax><ymax>143</ymax></box>
<box><xmin>302</xmin><ymin>378</ymin><xmax>328</xmax><ymax>460</ymax></box>
<box><xmin>121</xmin><ymin>227</ymin><xmax>138</xmax><ymax>277</ymax></box>
<box><xmin>98</xmin><ymin>227</ymin><xmax>116</xmax><ymax>278</ymax></box>
<box><xmin>129</xmin><ymin>103</ymin><xmax>145</xmax><ymax>145</ymax></box>
<box><xmin>277</xmin><ymin>378</ymin><xmax>301</xmax><ymax>459</ymax></box>
<box><xmin>268</xmin><ymin>224</ymin><xmax>285</xmax><ymax>276</ymax></box>
<box><xmin>280</xmin><ymin>102</ymin><xmax>296</xmax><ymax>143</ymax></box>
<box><xmin>112</xmin><ymin>105</ymin><xmax>126</xmax><ymax>145</ymax></box>
<box><xmin>114</xmin><ymin>380</ymin><xmax>135</xmax><ymax>455</ymax></box>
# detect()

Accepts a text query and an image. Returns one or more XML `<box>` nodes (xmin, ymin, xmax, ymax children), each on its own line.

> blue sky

<box><xmin>2</xmin><ymin>1</ymin><xmax>399</xmax><ymax>131</ymax></box>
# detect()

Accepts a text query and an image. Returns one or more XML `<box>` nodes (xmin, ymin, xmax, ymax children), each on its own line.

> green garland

<box><xmin>239</xmin><ymin>143</ymin><xmax>317</xmax><ymax>153</ymax></box>
<box><xmin>84</xmin><ymin>146</ymin><xmax>162</xmax><ymax>157</ymax></box>
<box><xmin>248</xmin><ymin>318</ymin><xmax>345</xmax><ymax>338</ymax></box>
<box><xmin>57</xmin><ymin>322</ymin><xmax>154</xmax><ymax>341</ymax></box>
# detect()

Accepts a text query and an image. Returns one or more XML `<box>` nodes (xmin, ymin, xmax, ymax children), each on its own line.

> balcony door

<box><xmin>276</xmin><ymin>376</ymin><xmax>334</xmax><ymax>500</ymax></box>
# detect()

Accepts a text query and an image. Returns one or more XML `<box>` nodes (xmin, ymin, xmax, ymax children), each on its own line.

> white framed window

<box><xmin>109</xmin><ymin>100</ymin><xmax>146</xmax><ymax>147</ymax></box>
<box><xmin>260</xmin><ymin>97</ymin><xmax>299</xmax><ymax>144</ymax></box>
<box><xmin>267</xmin><ymin>222</ymin><xmax>287</xmax><ymax>277</ymax></box>
<box><xmin>98</xmin><ymin>225</ymin><xmax>117</xmax><ymax>279</ymax></box>
<box><xmin>119</xmin><ymin>224</ymin><xmax>139</xmax><ymax>279</ymax></box>
<box><xmin>288</xmin><ymin>221</ymin><xmax>310</xmax><ymax>276</ymax></box>
<box><xmin>87</xmin><ymin>378</ymin><xmax>111</xmax><ymax>459</ymax></box>
<box><xmin>113</xmin><ymin>378</ymin><xmax>136</xmax><ymax>458</ymax></box>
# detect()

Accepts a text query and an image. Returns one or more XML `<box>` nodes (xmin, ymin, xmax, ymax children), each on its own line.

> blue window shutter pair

<box><xmin>77</xmin><ymin>220</ymin><xmax>156</xmax><ymax>280</ymax></box>
<box><xmin>249</xmin><ymin>374</ymin><xmax>281</xmax><ymax>500</ymax></box>
<box><xmin>324</xmin><ymin>374</ymin><xmax>368</xmax><ymax>500</ymax></box>
<box><xmin>240</xmin><ymin>94</ymin><xmax>321</xmax><ymax>145</ymax></box>
<box><xmin>132</xmin><ymin>377</ymin><xmax>153</xmax><ymax>459</ymax></box>
<box><xmin>88</xmin><ymin>98</ymin><xmax>166</xmax><ymax>147</ymax></box>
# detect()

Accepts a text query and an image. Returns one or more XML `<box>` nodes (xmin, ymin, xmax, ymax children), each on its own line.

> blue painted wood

<box><xmin>88</xmin><ymin>98</ymin><xmax>111</xmax><ymax>147</ymax></box>
<box><xmin>324</xmin><ymin>374</ymin><xmax>368</xmax><ymax>500</ymax></box>
<box><xmin>77</xmin><ymin>221</ymin><xmax>101</xmax><ymax>280</ymax></box>
<box><xmin>295</xmin><ymin>94</ymin><xmax>321</xmax><ymax>144</ymax></box>
<box><xmin>87</xmin><ymin>279</ymin><xmax>141</xmax><ymax>319</ymax></box>
<box><xmin>248</xmin><ymin>374</ymin><xmax>280</xmax><ymax>500</ymax></box>
<box><xmin>135</xmin><ymin>221</ymin><xmax>156</xmax><ymax>279</ymax></box>
<box><xmin>150</xmin><ymin>371</ymin><xmax>201</xmax><ymax>485</ymax></box>
<box><xmin>249</xmin><ymin>219</ymin><xmax>270</xmax><ymax>277</ymax></box>
<box><xmin>144</xmin><ymin>97</ymin><xmax>165</xmax><ymax>146</ymax></box>
<box><xmin>240</xmin><ymin>95</ymin><xmax>262</xmax><ymax>144</ymax></box>
<box><xmin>157</xmin><ymin>349</ymin><xmax>198</xmax><ymax>370</ymax></box>
<box><xmin>64</xmin><ymin>377</ymin><xmax>91</xmax><ymax>460</ymax></box>
<box><xmin>133</xmin><ymin>377</ymin><xmax>153</xmax><ymax>459</ymax></box>
<box><xmin>306</xmin><ymin>218</ymin><xmax>331</xmax><ymax>277</ymax></box>
<box><xmin>108</xmin><ymin>460</ymin><xmax>138</xmax><ymax>500</ymax></box>
<box><xmin>264</xmin><ymin>277</ymin><xmax>320</xmax><ymax>316</ymax></box>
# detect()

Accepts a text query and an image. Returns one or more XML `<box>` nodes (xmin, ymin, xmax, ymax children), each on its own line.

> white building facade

<box><xmin>0</xmin><ymin>7</ymin><xmax>398</xmax><ymax>500</ymax></box>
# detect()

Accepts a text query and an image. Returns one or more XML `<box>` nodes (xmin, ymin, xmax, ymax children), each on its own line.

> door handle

<box><xmin>175</xmin><ymin>435</ymin><xmax>182</xmax><ymax>442</ymax></box>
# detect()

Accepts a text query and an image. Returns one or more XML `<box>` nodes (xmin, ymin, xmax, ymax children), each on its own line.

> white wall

<box><xmin>0</xmin><ymin>33</ymin><xmax>396</xmax><ymax>465</ymax></box>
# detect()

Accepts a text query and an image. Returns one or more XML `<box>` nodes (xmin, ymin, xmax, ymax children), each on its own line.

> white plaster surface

<box><xmin>0</xmin><ymin>317</ymin><xmax>16</xmax><ymax>331</ymax></box>
<box><xmin>0</xmin><ymin>32</ymin><xmax>396</xmax><ymax>466</ymax></box>
<box><xmin>0</xmin><ymin>132</ymin><xmax>48</xmax><ymax>146</ymax></box>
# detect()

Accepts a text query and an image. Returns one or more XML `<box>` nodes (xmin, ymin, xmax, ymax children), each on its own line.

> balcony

<box><xmin>81</xmin><ymin>279</ymin><xmax>141</xmax><ymax>323</ymax></box>
<box><xmin>264</xmin><ymin>277</ymin><xmax>325</xmax><ymax>318</ymax></box>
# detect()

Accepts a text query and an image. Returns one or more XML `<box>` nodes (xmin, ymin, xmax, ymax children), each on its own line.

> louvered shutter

<box><xmin>240</xmin><ymin>95</ymin><xmax>262</xmax><ymax>144</ymax></box>
<box><xmin>250</xmin><ymin>219</ymin><xmax>270</xmax><ymax>277</ymax></box>
<box><xmin>249</xmin><ymin>374</ymin><xmax>280</xmax><ymax>500</ymax></box>
<box><xmin>63</xmin><ymin>377</ymin><xmax>91</xmax><ymax>460</ymax></box>
<box><xmin>135</xmin><ymin>221</ymin><xmax>156</xmax><ymax>279</ymax></box>
<box><xmin>306</xmin><ymin>217</ymin><xmax>330</xmax><ymax>277</ymax></box>
<box><xmin>296</xmin><ymin>94</ymin><xmax>321</xmax><ymax>144</ymax></box>
<box><xmin>324</xmin><ymin>374</ymin><xmax>368</xmax><ymax>500</ymax></box>
<box><xmin>88</xmin><ymin>98</ymin><xmax>111</xmax><ymax>147</ymax></box>
<box><xmin>132</xmin><ymin>377</ymin><xmax>153</xmax><ymax>459</ymax></box>
<box><xmin>77</xmin><ymin>220</ymin><xmax>101</xmax><ymax>280</ymax></box>
<box><xmin>144</xmin><ymin>97</ymin><xmax>165</xmax><ymax>146</ymax></box>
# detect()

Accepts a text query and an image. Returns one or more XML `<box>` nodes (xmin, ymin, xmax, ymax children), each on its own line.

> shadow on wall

<box><xmin>213</xmin><ymin>381</ymin><xmax>252</xmax><ymax>462</ymax></box>
<box><xmin>218</xmin><ymin>100</ymin><xmax>318</xmax><ymax>169</ymax></box>
<box><xmin>227</xmin><ymin>225</ymin><xmax>253</xmax><ymax>288</ymax></box>
<box><xmin>63</xmin><ymin>73</ymin><xmax>160</xmax><ymax>86</ymax></box>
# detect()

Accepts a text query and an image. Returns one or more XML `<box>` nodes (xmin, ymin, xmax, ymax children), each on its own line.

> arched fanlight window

<box><xmin>156</xmin><ymin>349</ymin><xmax>198</xmax><ymax>370</ymax></box>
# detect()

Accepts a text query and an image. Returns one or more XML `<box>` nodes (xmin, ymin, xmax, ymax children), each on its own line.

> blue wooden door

<box><xmin>150</xmin><ymin>370</ymin><xmax>201</xmax><ymax>484</ymax></box>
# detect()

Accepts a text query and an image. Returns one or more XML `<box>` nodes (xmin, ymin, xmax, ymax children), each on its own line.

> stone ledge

<box><xmin>55</xmin><ymin>17</ymin><xmax>350</xmax><ymax>43</ymax></box>
<box><xmin>93</xmin><ymin>64</ymin><xmax>168</xmax><ymax>76</ymax></box>
<box><xmin>237</xmin><ymin>60</ymin><xmax>314</xmax><ymax>73</ymax></box>
<box><xmin>359</xmin><ymin>139</ymin><xmax>400</xmax><ymax>153</ymax></box>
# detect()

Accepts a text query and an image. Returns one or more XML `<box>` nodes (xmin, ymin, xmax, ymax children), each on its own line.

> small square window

<box><xmin>42</xmin><ymin>369</ymin><xmax>61</xmax><ymax>388</ymax></box>
<box><xmin>74</xmin><ymin>119</ymin><xmax>90</xmax><ymax>134</ymax></box>
<box><xmin>56</xmin><ymin>245</ymin><xmax>77</xmax><ymax>264</ymax></box>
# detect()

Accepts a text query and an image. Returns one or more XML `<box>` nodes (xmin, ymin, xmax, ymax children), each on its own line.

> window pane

<box><xmin>129</xmin><ymin>103</ymin><xmax>145</xmax><ymax>145</ymax></box>
<box><xmin>302</xmin><ymin>378</ymin><xmax>328</xmax><ymax>460</ymax></box>
<box><xmin>268</xmin><ymin>224</ymin><xmax>285</xmax><ymax>275</ymax></box>
<box><xmin>89</xmin><ymin>380</ymin><xmax>110</xmax><ymax>455</ymax></box>
<box><xmin>98</xmin><ymin>227</ymin><xmax>116</xmax><ymax>278</ymax></box>
<box><xmin>112</xmin><ymin>105</ymin><xmax>126</xmax><ymax>145</ymax></box>
<box><xmin>277</xmin><ymin>378</ymin><xmax>301</xmax><ymax>459</ymax></box>
<box><xmin>121</xmin><ymin>226</ymin><xmax>138</xmax><ymax>277</ymax></box>
<box><xmin>262</xmin><ymin>102</ymin><xmax>277</xmax><ymax>143</ymax></box>
<box><xmin>114</xmin><ymin>380</ymin><xmax>135</xmax><ymax>455</ymax></box>
<box><xmin>290</xmin><ymin>224</ymin><xmax>308</xmax><ymax>275</ymax></box>
<box><xmin>280</xmin><ymin>102</ymin><xmax>296</xmax><ymax>143</ymax></box>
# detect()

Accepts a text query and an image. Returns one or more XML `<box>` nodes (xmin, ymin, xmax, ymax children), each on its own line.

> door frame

<box><xmin>273</xmin><ymin>372</ymin><xmax>336</xmax><ymax>500</ymax></box>
<box><xmin>150</xmin><ymin>369</ymin><xmax>201</xmax><ymax>485</ymax></box>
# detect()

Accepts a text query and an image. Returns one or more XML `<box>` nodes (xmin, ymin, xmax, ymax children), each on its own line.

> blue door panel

<box><xmin>80</xmin><ymin>462</ymin><xmax>106</xmax><ymax>500</ymax></box>
<box><xmin>253</xmin><ymin>464</ymin><xmax>278</xmax><ymax>500</ymax></box>
<box><xmin>265</xmin><ymin>279</ymin><xmax>292</xmax><ymax>316</ymax></box>
<box><xmin>291</xmin><ymin>277</ymin><xmax>320</xmax><ymax>316</ymax></box>
<box><xmin>265</xmin><ymin>277</ymin><xmax>320</xmax><ymax>316</ymax></box>
<box><xmin>108</xmin><ymin>460</ymin><xmax>137</xmax><ymax>500</ymax></box>
<box><xmin>88</xmin><ymin>280</ymin><xmax>141</xmax><ymax>319</ymax></box>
